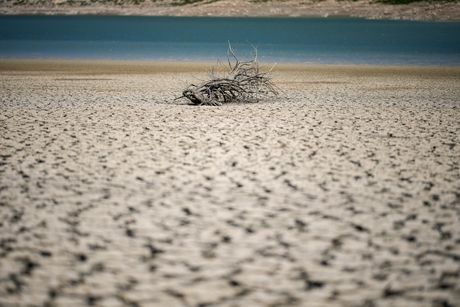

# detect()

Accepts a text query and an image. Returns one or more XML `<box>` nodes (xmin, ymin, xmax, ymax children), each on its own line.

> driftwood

<box><xmin>178</xmin><ymin>44</ymin><xmax>278</xmax><ymax>106</ymax></box>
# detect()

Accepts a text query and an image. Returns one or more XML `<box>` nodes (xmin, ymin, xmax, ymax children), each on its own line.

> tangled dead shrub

<box><xmin>177</xmin><ymin>44</ymin><xmax>278</xmax><ymax>106</ymax></box>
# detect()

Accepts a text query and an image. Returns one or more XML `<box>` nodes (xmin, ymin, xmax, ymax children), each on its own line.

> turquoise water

<box><xmin>1</xmin><ymin>16</ymin><xmax>460</xmax><ymax>65</ymax></box>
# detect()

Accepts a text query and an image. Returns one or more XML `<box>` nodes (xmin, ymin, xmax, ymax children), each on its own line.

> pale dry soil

<box><xmin>0</xmin><ymin>61</ymin><xmax>460</xmax><ymax>307</ymax></box>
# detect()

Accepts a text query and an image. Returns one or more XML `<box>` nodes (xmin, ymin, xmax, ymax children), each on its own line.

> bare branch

<box><xmin>181</xmin><ymin>45</ymin><xmax>278</xmax><ymax>106</ymax></box>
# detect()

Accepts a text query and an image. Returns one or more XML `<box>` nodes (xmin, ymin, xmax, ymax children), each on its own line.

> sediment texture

<box><xmin>0</xmin><ymin>62</ymin><xmax>459</xmax><ymax>307</ymax></box>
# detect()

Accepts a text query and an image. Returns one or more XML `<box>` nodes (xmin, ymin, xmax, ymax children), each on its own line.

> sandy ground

<box><xmin>0</xmin><ymin>60</ymin><xmax>460</xmax><ymax>307</ymax></box>
<box><xmin>1</xmin><ymin>0</ymin><xmax>460</xmax><ymax>21</ymax></box>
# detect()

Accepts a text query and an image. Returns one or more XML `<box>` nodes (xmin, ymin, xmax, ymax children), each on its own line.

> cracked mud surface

<box><xmin>1</xmin><ymin>62</ymin><xmax>460</xmax><ymax>307</ymax></box>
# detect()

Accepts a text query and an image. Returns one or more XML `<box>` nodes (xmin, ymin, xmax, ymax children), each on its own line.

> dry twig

<box><xmin>177</xmin><ymin>43</ymin><xmax>278</xmax><ymax>106</ymax></box>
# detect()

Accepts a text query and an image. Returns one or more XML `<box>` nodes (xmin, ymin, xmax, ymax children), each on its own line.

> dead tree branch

<box><xmin>178</xmin><ymin>44</ymin><xmax>278</xmax><ymax>106</ymax></box>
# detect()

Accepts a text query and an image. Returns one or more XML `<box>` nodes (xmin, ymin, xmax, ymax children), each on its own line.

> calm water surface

<box><xmin>1</xmin><ymin>16</ymin><xmax>460</xmax><ymax>65</ymax></box>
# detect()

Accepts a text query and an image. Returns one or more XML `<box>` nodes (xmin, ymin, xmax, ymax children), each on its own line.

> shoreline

<box><xmin>0</xmin><ymin>14</ymin><xmax>459</xmax><ymax>22</ymax></box>
<box><xmin>1</xmin><ymin>0</ymin><xmax>460</xmax><ymax>21</ymax></box>
<box><xmin>1</xmin><ymin>14</ymin><xmax>459</xmax><ymax>24</ymax></box>
<box><xmin>2</xmin><ymin>59</ymin><xmax>460</xmax><ymax>75</ymax></box>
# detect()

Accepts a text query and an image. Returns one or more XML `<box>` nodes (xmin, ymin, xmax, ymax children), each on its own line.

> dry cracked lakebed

<box><xmin>0</xmin><ymin>61</ymin><xmax>459</xmax><ymax>307</ymax></box>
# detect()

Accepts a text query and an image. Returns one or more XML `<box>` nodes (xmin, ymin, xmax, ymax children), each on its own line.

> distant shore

<box><xmin>1</xmin><ymin>0</ymin><xmax>460</xmax><ymax>21</ymax></box>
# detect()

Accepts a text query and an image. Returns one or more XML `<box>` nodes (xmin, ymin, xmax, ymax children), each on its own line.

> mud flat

<box><xmin>1</xmin><ymin>60</ymin><xmax>459</xmax><ymax>306</ymax></box>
